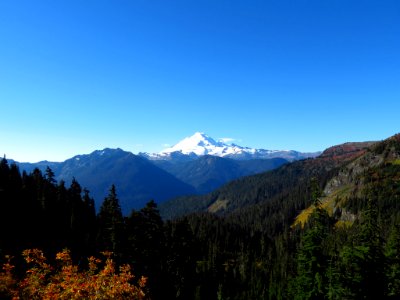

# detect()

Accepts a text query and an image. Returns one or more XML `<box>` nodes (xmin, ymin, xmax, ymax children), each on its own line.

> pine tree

<box><xmin>82</xmin><ymin>188</ymin><xmax>97</xmax><ymax>254</ymax></box>
<box><xmin>68</xmin><ymin>178</ymin><xmax>85</xmax><ymax>252</ymax></box>
<box><xmin>358</xmin><ymin>196</ymin><xmax>385</xmax><ymax>298</ymax></box>
<box><xmin>340</xmin><ymin>196</ymin><xmax>385</xmax><ymax>298</ymax></box>
<box><xmin>164</xmin><ymin>219</ymin><xmax>198</xmax><ymax>299</ymax></box>
<box><xmin>45</xmin><ymin>166</ymin><xmax>56</xmax><ymax>184</ymax></box>
<box><xmin>0</xmin><ymin>158</ymin><xmax>11</xmax><ymax>251</ymax></box>
<box><xmin>325</xmin><ymin>255</ymin><xmax>343</xmax><ymax>300</ymax></box>
<box><xmin>0</xmin><ymin>157</ymin><xmax>9</xmax><ymax>190</ymax></box>
<box><xmin>126</xmin><ymin>200</ymin><xmax>165</xmax><ymax>299</ymax></box>
<box><xmin>385</xmin><ymin>222</ymin><xmax>400</xmax><ymax>296</ymax></box>
<box><xmin>291</xmin><ymin>178</ymin><xmax>329</xmax><ymax>299</ymax></box>
<box><xmin>97</xmin><ymin>185</ymin><xmax>124</xmax><ymax>256</ymax></box>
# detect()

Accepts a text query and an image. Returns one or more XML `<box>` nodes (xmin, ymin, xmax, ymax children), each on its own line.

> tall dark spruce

<box><xmin>291</xmin><ymin>178</ymin><xmax>330</xmax><ymax>299</ymax></box>
<box><xmin>96</xmin><ymin>184</ymin><xmax>124</xmax><ymax>257</ymax></box>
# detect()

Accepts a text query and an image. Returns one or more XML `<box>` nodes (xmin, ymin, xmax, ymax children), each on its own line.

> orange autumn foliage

<box><xmin>0</xmin><ymin>249</ymin><xmax>146</xmax><ymax>300</ymax></box>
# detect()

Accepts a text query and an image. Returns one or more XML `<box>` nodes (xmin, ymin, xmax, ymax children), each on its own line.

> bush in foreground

<box><xmin>0</xmin><ymin>249</ymin><xmax>146</xmax><ymax>300</ymax></box>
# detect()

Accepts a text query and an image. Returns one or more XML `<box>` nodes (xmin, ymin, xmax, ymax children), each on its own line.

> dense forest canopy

<box><xmin>1</xmin><ymin>134</ymin><xmax>400</xmax><ymax>299</ymax></box>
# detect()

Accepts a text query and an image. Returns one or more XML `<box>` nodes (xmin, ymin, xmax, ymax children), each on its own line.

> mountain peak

<box><xmin>160</xmin><ymin>132</ymin><xmax>225</xmax><ymax>156</ymax></box>
<box><xmin>144</xmin><ymin>132</ymin><xmax>321</xmax><ymax>161</ymax></box>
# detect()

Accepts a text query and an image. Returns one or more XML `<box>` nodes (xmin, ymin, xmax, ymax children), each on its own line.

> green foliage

<box><xmin>290</xmin><ymin>180</ymin><xmax>330</xmax><ymax>299</ymax></box>
<box><xmin>385</xmin><ymin>223</ymin><xmax>400</xmax><ymax>296</ymax></box>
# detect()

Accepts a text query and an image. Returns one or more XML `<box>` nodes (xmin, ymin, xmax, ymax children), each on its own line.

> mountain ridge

<box><xmin>10</xmin><ymin>147</ymin><xmax>288</xmax><ymax>214</ymax></box>
<box><xmin>12</xmin><ymin>149</ymin><xmax>196</xmax><ymax>214</ymax></box>
<box><xmin>292</xmin><ymin>135</ymin><xmax>399</xmax><ymax>228</ymax></box>
<box><xmin>5</xmin><ymin>133</ymin><xmax>343</xmax><ymax>216</ymax></box>
<box><xmin>159</xmin><ymin>139</ymin><xmax>376</xmax><ymax>219</ymax></box>
<box><xmin>142</xmin><ymin>132</ymin><xmax>320</xmax><ymax>161</ymax></box>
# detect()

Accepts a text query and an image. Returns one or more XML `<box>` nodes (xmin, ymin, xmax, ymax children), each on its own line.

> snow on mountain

<box><xmin>160</xmin><ymin>132</ymin><xmax>237</xmax><ymax>156</ymax></box>
<box><xmin>144</xmin><ymin>132</ymin><xmax>320</xmax><ymax>161</ymax></box>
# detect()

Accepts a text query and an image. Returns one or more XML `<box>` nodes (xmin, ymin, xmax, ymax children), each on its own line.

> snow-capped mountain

<box><xmin>143</xmin><ymin>132</ymin><xmax>320</xmax><ymax>161</ymax></box>
<box><xmin>161</xmin><ymin>132</ymin><xmax>238</xmax><ymax>156</ymax></box>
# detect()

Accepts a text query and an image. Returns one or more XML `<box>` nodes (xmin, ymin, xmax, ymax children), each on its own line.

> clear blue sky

<box><xmin>1</xmin><ymin>0</ymin><xmax>399</xmax><ymax>162</ymax></box>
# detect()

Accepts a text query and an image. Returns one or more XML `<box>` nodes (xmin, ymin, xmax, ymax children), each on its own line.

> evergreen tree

<box><xmin>325</xmin><ymin>255</ymin><xmax>343</xmax><ymax>300</ymax></box>
<box><xmin>68</xmin><ymin>186</ymin><xmax>97</xmax><ymax>258</ymax></box>
<box><xmin>0</xmin><ymin>157</ymin><xmax>9</xmax><ymax>189</ymax></box>
<box><xmin>81</xmin><ymin>188</ymin><xmax>97</xmax><ymax>254</ymax></box>
<box><xmin>68</xmin><ymin>178</ymin><xmax>85</xmax><ymax>253</ymax></box>
<box><xmin>385</xmin><ymin>222</ymin><xmax>400</xmax><ymax>297</ymax></box>
<box><xmin>126</xmin><ymin>200</ymin><xmax>165</xmax><ymax>299</ymax></box>
<box><xmin>164</xmin><ymin>219</ymin><xmax>198</xmax><ymax>299</ymax></box>
<box><xmin>45</xmin><ymin>166</ymin><xmax>56</xmax><ymax>184</ymax></box>
<box><xmin>0</xmin><ymin>158</ymin><xmax>10</xmax><ymax>252</ymax></box>
<box><xmin>340</xmin><ymin>196</ymin><xmax>385</xmax><ymax>299</ymax></box>
<box><xmin>291</xmin><ymin>178</ymin><xmax>329</xmax><ymax>299</ymax></box>
<box><xmin>97</xmin><ymin>185</ymin><xmax>124</xmax><ymax>256</ymax></box>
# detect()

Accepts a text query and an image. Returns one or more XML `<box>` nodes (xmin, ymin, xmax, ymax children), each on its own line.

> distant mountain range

<box><xmin>13</xmin><ymin>149</ymin><xmax>195</xmax><ymax>213</ymax></box>
<box><xmin>9</xmin><ymin>132</ymin><xmax>320</xmax><ymax>214</ymax></box>
<box><xmin>141</xmin><ymin>132</ymin><xmax>320</xmax><ymax>161</ymax></box>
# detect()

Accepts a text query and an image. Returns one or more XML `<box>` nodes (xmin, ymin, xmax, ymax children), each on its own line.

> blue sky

<box><xmin>1</xmin><ymin>0</ymin><xmax>399</xmax><ymax>162</ymax></box>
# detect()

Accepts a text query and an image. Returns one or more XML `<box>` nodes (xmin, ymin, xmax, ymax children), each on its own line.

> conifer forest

<box><xmin>1</xmin><ymin>135</ymin><xmax>400</xmax><ymax>299</ymax></box>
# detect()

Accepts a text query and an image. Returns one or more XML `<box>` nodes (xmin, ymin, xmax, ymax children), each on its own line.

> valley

<box><xmin>2</xmin><ymin>133</ymin><xmax>400</xmax><ymax>299</ymax></box>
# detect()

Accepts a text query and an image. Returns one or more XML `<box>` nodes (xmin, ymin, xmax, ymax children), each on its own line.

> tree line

<box><xmin>1</xmin><ymin>152</ymin><xmax>400</xmax><ymax>299</ymax></box>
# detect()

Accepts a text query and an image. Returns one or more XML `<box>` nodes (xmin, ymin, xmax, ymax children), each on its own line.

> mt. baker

<box><xmin>142</xmin><ymin>132</ymin><xmax>319</xmax><ymax>161</ymax></box>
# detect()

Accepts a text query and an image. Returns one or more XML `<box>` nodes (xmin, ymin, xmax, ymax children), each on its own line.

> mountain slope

<box><xmin>56</xmin><ymin>148</ymin><xmax>196</xmax><ymax>214</ymax></box>
<box><xmin>159</xmin><ymin>141</ymin><xmax>375</xmax><ymax>219</ymax></box>
<box><xmin>170</xmin><ymin>135</ymin><xmax>400</xmax><ymax>298</ymax></box>
<box><xmin>152</xmin><ymin>155</ymin><xmax>288</xmax><ymax>194</ymax></box>
<box><xmin>294</xmin><ymin>135</ymin><xmax>400</xmax><ymax>228</ymax></box>
<box><xmin>13</xmin><ymin>149</ymin><xmax>195</xmax><ymax>214</ymax></box>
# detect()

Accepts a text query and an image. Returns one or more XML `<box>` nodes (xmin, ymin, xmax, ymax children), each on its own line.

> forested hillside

<box><xmin>1</xmin><ymin>135</ymin><xmax>400</xmax><ymax>299</ymax></box>
<box><xmin>151</xmin><ymin>155</ymin><xmax>287</xmax><ymax>194</ymax></box>
<box><xmin>159</xmin><ymin>141</ymin><xmax>374</xmax><ymax>220</ymax></box>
